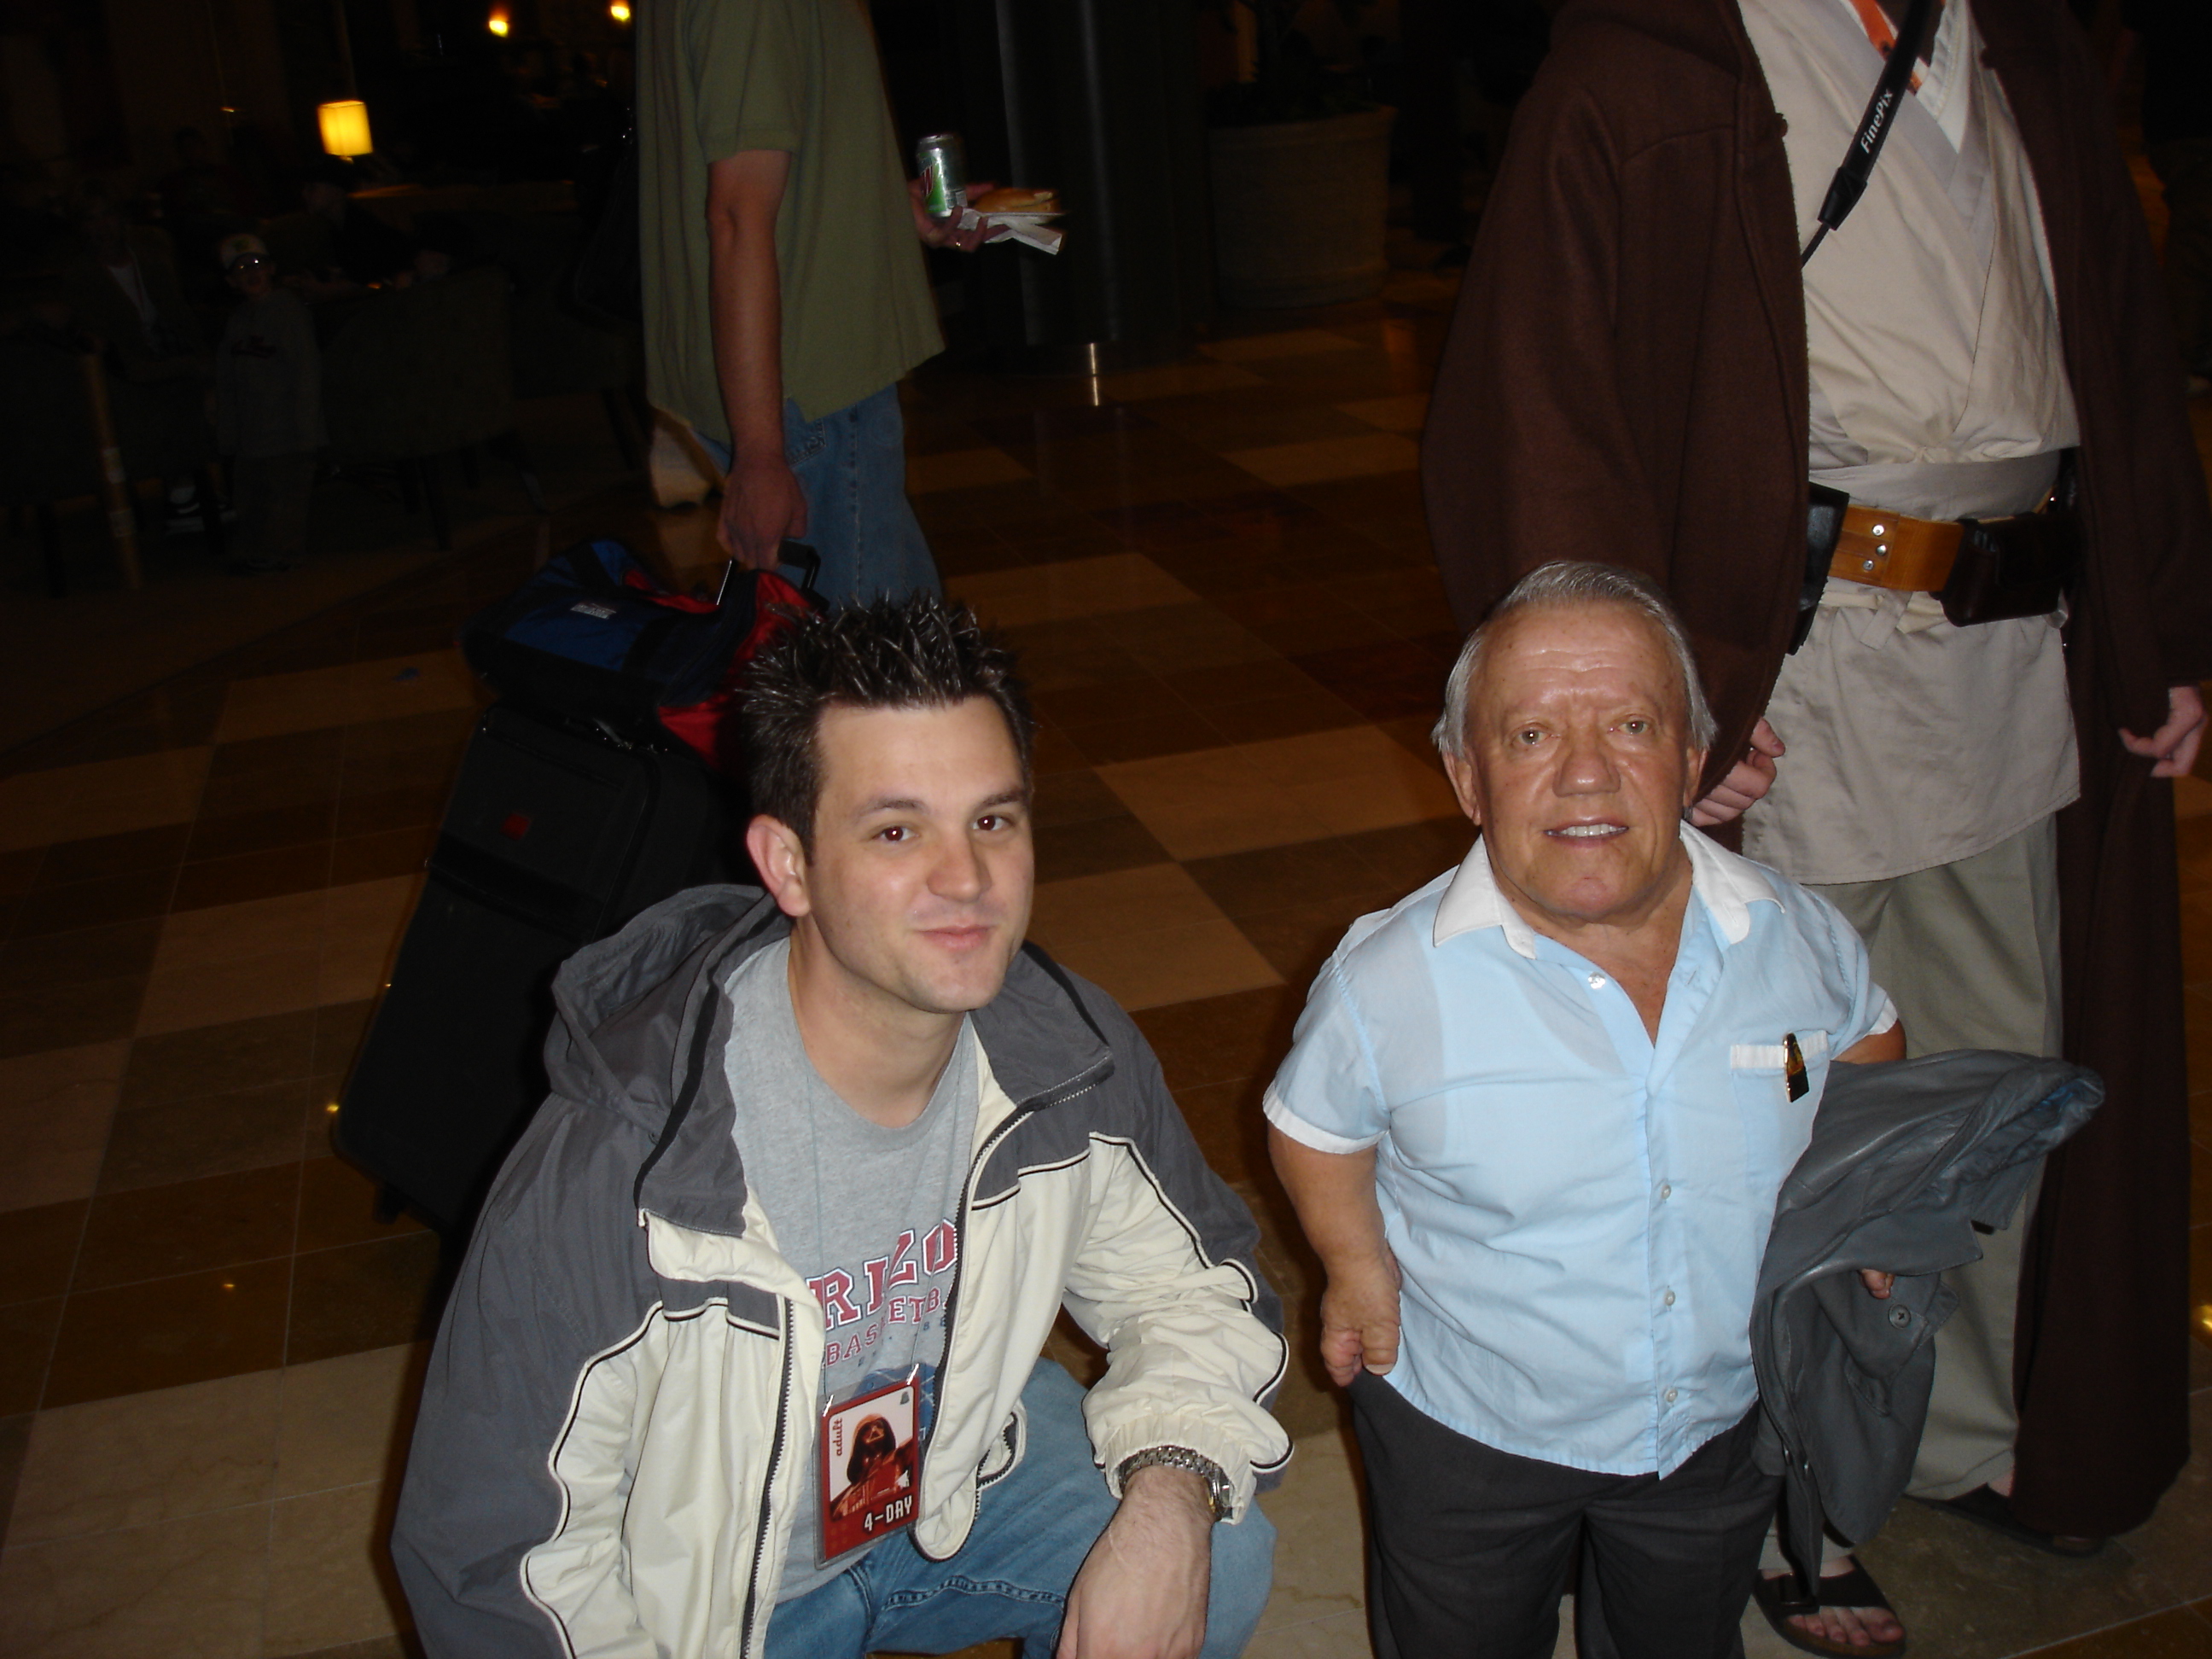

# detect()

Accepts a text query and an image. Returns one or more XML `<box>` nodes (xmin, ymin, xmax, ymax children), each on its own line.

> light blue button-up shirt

<box><xmin>1265</xmin><ymin>826</ymin><xmax>1895</xmax><ymax>1477</ymax></box>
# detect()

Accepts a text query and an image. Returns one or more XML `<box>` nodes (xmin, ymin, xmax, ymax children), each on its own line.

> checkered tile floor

<box><xmin>0</xmin><ymin>274</ymin><xmax>2206</xmax><ymax>1658</ymax></box>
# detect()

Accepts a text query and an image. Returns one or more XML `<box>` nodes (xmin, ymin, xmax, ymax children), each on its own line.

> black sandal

<box><xmin>1752</xmin><ymin>1561</ymin><xmax>1907</xmax><ymax>1658</ymax></box>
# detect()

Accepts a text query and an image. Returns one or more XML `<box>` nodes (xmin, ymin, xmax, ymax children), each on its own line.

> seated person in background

<box><xmin>1266</xmin><ymin>562</ymin><xmax>1906</xmax><ymax>1659</ymax></box>
<box><xmin>58</xmin><ymin>189</ymin><xmax>214</xmax><ymax>529</ymax></box>
<box><xmin>215</xmin><ymin>234</ymin><xmax>323</xmax><ymax>575</ymax></box>
<box><xmin>393</xmin><ymin>597</ymin><xmax>1288</xmax><ymax>1659</ymax></box>
<box><xmin>291</xmin><ymin>156</ymin><xmax>420</xmax><ymax>294</ymax></box>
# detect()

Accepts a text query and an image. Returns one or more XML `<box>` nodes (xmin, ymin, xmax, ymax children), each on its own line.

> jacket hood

<box><xmin>541</xmin><ymin>884</ymin><xmax>1117</xmax><ymax>1238</ymax></box>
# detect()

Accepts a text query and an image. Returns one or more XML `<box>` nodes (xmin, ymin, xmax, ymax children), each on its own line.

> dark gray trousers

<box><xmin>1351</xmin><ymin>1371</ymin><xmax>1777</xmax><ymax>1659</ymax></box>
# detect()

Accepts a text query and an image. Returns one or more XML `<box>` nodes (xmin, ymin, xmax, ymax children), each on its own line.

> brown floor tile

<box><xmin>1182</xmin><ymin>836</ymin><xmax>1381</xmax><ymax>923</ymax></box>
<box><xmin>0</xmin><ymin>1298</ymin><xmax>61</xmax><ymax>1414</ymax></box>
<box><xmin>0</xmin><ymin>1201</ymin><xmax>86</xmax><ymax>1303</ymax></box>
<box><xmin>1291</xmin><ymin>634</ymin><xmax>1462</xmax><ymax>722</ymax></box>
<box><xmin>1030</xmin><ymin>767</ymin><xmax>1126</xmax><ymax>829</ymax></box>
<box><xmin>1057</xmin><ymin>712</ymin><xmax>1220</xmax><ymax>766</ymax></box>
<box><xmin>0</xmin><ymin>915</ymin><xmax>162</xmax><ymax>993</ymax></box>
<box><xmin>0</xmin><ymin>847</ymin><xmax>42</xmax><ymax>898</ymax></box>
<box><xmin>332</xmin><ymin>784</ymin><xmax>449</xmax><ymax>837</ymax></box>
<box><xmin>315</xmin><ymin>999</ymin><xmax>378</xmax><ymax>1078</ymax></box>
<box><xmin>207</xmin><ymin>727</ymin><xmax>347</xmax><ymax>783</ymax></box>
<box><xmin>99</xmin><ymin>1077</ymin><xmax>317</xmax><ymax>1191</ymax></box>
<box><xmin>183</xmin><ymin>800</ymin><xmax>339</xmax><ymax>863</ymax></box>
<box><xmin>1032</xmin><ymin>675</ymin><xmax>1190</xmax><ymax>730</ymax></box>
<box><xmin>1339</xmin><ymin>815</ymin><xmax>1475</xmax><ymax>892</ymax></box>
<box><xmin>1132</xmin><ymin>985</ymin><xmax>1302</xmax><ymax>1097</ymax></box>
<box><xmin>120</xmin><ymin>1007</ymin><xmax>322</xmax><ymax>1111</ymax></box>
<box><xmin>1033</xmin><ymin>812</ymin><xmax>1174</xmax><ymax>883</ymax></box>
<box><xmin>1236</xmin><ymin>899</ymin><xmax>1391</xmax><ymax>984</ymax></box>
<box><xmin>10</xmin><ymin>864</ymin><xmax>178</xmax><ymax>937</ymax></box>
<box><xmin>1199</xmin><ymin>687</ymin><xmax>1369</xmax><ymax>746</ymax></box>
<box><xmin>29</xmin><ymin>822</ymin><xmax>192</xmax><ymax>889</ymax></box>
<box><xmin>170</xmin><ymin>841</ymin><xmax>334</xmax><ymax>913</ymax></box>
<box><xmin>1030</xmin><ymin>723</ymin><xmax>1088</xmax><ymax>776</ymax></box>
<box><xmin>0</xmin><ymin>975</ymin><xmax>142</xmax><ymax>1061</ymax></box>
<box><xmin>0</xmin><ymin>1410</ymin><xmax>30</xmax><ymax>1548</ymax></box>
<box><xmin>329</xmin><ymin>826</ymin><xmax>436</xmax><ymax>887</ymax></box>
<box><xmin>286</xmin><ymin>1231</ymin><xmax>445</xmax><ymax>1365</ymax></box>
<box><xmin>295</xmin><ymin>1155</ymin><xmax>430</xmax><ymax>1254</ymax></box>
<box><xmin>73</xmin><ymin>1163</ymin><xmax>301</xmax><ymax>1290</ymax></box>
<box><xmin>1174</xmin><ymin>1077</ymin><xmax>1267</xmax><ymax>1189</ymax></box>
<box><xmin>2014</xmin><ymin>1607</ymin><xmax>2212</xmax><ymax>1657</ymax></box>
<box><xmin>44</xmin><ymin>1255</ymin><xmax>289</xmax><ymax>1407</ymax></box>
<box><xmin>197</xmin><ymin>749</ymin><xmax>346</xmax><ymax>817</ymax></box>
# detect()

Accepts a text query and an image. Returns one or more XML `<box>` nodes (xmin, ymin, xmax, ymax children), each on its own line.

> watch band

<box><xmin>1115</xmin><ymin>1445</ymin><xmax>1231</xmax><ymax>1522</ymax></box>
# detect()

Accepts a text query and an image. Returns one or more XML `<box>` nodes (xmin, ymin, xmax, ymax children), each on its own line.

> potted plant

<box><xmin>1205</xmin><ymin>0</ymin><xmax>1393</xmax><ymax>309</ymax></box>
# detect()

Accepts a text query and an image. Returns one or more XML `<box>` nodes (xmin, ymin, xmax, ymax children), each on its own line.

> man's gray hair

<box><xmin>1431</xmin><ymin>562</ymin><xmax>1718</xmax><ymax>760</ymax></box>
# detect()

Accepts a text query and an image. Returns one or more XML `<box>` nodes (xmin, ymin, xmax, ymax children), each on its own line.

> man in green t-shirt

<box><xmin>640</xmin><ymin>0</ymin><xmax>996</xmax><ymax>602</ymax></box>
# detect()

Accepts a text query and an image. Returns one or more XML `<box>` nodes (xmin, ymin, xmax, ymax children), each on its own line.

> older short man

<box><xmin>1266</xmin><ymin>562</ymin><xmax>1905</xmax><ymax>1659</ymax></box>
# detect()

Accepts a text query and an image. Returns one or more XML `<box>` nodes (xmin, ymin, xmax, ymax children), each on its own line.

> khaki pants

<box><xmin>1761</xmin><ymin>817</ymin><xmax>2062</xmax><ymax>1571</ymax></box>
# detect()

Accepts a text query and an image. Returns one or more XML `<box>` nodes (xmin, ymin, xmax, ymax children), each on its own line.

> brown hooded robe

<box><xmin>1423</xmin><ymin>0</ymin><xmax>2212</xmax><ymax>1537</ymax></box>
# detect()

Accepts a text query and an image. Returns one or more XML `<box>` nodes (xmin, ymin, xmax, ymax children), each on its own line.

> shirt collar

<box><xmin>1432</xmin><ymin>822</ymin><xmax>1781</xmax><ymax>958</ymax></box>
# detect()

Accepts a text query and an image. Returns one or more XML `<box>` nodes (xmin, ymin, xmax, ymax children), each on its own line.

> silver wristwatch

<box><xmin>1114</xmin><ymin>1445</ymin><xmax>1232</xmax><ymax>1522</ymax></box>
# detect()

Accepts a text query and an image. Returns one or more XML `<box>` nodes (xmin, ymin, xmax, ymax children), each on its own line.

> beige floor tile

<box><xmin>139</xmin><ymin>947</ymin><xmax>325</xmax><ymax>1036</ymax></box>
<box><xmin>316</xmin><ymin>876</ymin><xmax>422</xmax><ymax>1006</ymax></box>
<box><xmin>276</xmin><ymin>1344</ymin><xmax>428</xmax><ymax>1498</ymax></box>
<box><xmin>138</xmin><ymin>877</ymin><xmax>420</xmax><ymax>1036</ymax></box>
<box><xmin>1224</xmin><ymin>434</ymin><xmax>1423</xmax><ymax>489</ymax></box>
<box><xmin>1244</xmin><ymin>1610</ymin><xmax>1375</xmax><ymax>1658</ymax></box>
<box><xmin>215</xmin><ymin>652</ymin><xmax>480</xmax><ymax>746</ymax></box>
<box><xmin>1336</xmin><ymin>395</ymin><xmax>1429</xmax><ymax>433</ymax></box>
<box><xmin>0</xmin><ymin>1041</ymin><xmax>128</xmax><ymax>1212</ymax></box>
<box><xmin>1201</xmin><ymin>331</ymin><xmax>1363</xmax><ymax>364</ymax></box>
<box><xmin>263</xmin><ymin>1481</ymin><xmax>407</xmax><ymax>1656</ymax></box>
<box><xmin>1044</xmin><ymin>917</ymin><xmax>1283</xmax><ymax>1012</ymax></box>
<box><xmin>7</xmin><ymin>1368</ymin><xmax>279</xmax><ymax>1543</ymax></box>
<box><xmin>0</xmin><ymin>748</ymin><xmax>212</xmax><ymax>854</ymax></box>
<box><xmin>0</xmin><ymin>1500</ymin><xmax>268</xmax><ymax>1658</ymax></box>
<box><xmin>907</xmin><ymin>447</ymin><xmax>1033</xmax><ymax>495</ymax></box>
<box><xmin>1027</xmin><ymin>864</ymin><xmax>1284</xmax><ymax>1010</ymax></box>
<box><xmin>1100</xmin><ymin>729</ymin><xmax>1459</xmax><ymax>862</ymax></box>
<box><xmin>1255</xmin><ymin>1429</ymin><xmax>1366</xmax><ymax>1634</ymax></box>
<box><xmin>1095</xmin><ymin>361</ymin><xmax>1267</xmax><ymax>400</ymax></box>
<box><xmin>154</xmin><ymin>888</ymin><xmax>328</xmax><ymax>973</ymax></box>
<box><xmin>1030</xmin><ymin>862</ymin><xmax>1237</xmax><ymax>944</ymax></box>
<box><xmin>948</xmin><ymin>554</ymin><xmax>1201</xmax><ymax>628</ymax></box>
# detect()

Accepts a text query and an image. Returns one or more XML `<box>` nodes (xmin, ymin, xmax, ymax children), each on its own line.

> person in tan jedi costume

<box><xmin>1422</xmin><ymin>0</ymin><xmax>2212</xmax><ymax>1650</ymax></box>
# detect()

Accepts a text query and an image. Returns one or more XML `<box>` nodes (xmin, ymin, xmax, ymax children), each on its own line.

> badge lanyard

<box><xmin>1800</xmin><ymin>0</ymin><xmax>1941</xmax><ymax>265</ymax></box>
<box><xmin>817</xmin><ymin>1368</ymin><xmax>923</xmax><ymax>1565</ymax></box>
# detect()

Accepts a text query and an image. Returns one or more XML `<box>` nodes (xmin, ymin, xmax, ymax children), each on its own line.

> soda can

<box><xmin>917</xmin><ymin>132</ymin><xmax>966</xmax><ymax>220</ymax></box>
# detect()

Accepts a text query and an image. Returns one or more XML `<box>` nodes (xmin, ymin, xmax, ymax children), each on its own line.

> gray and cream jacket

<box><xmin>390</xmin><ymin>886</ymin><xmax>1290</xmax><ymax>1659</ymax></box>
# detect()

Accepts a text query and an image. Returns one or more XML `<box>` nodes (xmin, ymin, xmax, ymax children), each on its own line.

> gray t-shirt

<box><xmin>723</xmin><ymin>940</ymin><xmax>979</xmax><ymax>1602</ymax></box>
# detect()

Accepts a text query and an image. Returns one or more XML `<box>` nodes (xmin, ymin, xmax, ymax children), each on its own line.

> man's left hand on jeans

<box><xmin>1057</xmin><ymin>1464</ymin><xmax>1214</xmax><ymax>1658</ymax></box>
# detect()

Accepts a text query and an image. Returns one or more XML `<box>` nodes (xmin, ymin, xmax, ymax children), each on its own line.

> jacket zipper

<box><xmin>738</xmin><ymin>1297</ymin><xmax>797</xmax><ymax>1657</ymax></box>
<box><xmin>909</xmin><ymin>1102</ymin><xmax>1040</xmax><ymax>1557</ymax></box>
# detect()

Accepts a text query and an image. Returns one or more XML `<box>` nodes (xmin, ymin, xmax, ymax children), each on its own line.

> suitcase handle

<box><xmin>715</xmin><ymin>541</ymin><xmax>823</xmax><ymax>605</ymax></box>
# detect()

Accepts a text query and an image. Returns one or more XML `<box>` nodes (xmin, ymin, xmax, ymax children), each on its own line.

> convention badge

<box><xmin>1783</xmin><ymin>1033</ymin><xmax>1809</xmax><ymax>1102</ymax></box>
<box><xmin>818</xmin><ymin>1369</ymin><xmax>921</xmax><ymax>1564</ymax></box>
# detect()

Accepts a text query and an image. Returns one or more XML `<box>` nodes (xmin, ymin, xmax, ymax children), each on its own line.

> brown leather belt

<box><xmin>1829</xmin><ymin>505</ymin><xmax>1963</xmax><ymax>593</ymax></box>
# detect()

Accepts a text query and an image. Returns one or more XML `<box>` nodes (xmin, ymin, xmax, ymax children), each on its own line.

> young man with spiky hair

<box><xmin>393</xmin><ymin>597</ymin><xmax>1288</xmax><ymax>1659</ymax></box>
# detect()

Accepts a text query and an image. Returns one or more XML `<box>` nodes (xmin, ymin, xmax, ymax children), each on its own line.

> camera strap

<box><xmin>1799</xmin><ymin>0</ymin><xmax>1940</xmax><ymax>265</ymax></box>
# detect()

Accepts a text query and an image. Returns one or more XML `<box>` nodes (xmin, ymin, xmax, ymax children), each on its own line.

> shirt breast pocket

<box><xmin>1731</xmin><ymin>1032</ymin><xmax>1828</xmax><ymax>1196</ymax></box>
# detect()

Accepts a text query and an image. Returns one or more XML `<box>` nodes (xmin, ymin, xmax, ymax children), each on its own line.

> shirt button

<box><xmin>1586</xmin><ymin>971</ymin><xmax>1606</xmax><ymax>989</ymax></box>
<box><xmin>1663</xmin><ymin>1388</ymin><xmax>1679</xmax><ymax>1404</ymax></box>
<box><xmin>1658</xmin><ymin>1183</ymin><xmax>1672</xmax><ymax>1201</ymax></box>
<box><xmin>1663</xmin><ymin>1289</ymin><xmax>1676</xmax><ymax>1307</ymax></box>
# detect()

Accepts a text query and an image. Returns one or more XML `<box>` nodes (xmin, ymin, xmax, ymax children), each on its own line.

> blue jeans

<box><xmin>764</xmin><ymin>1360</ymin><xmax>1278</xmax><ymax>1658</ymax></box>
<box><xmin>697</xmin><ymin>385</ymin><xmax>940</xmax><ymax>605</ymax></box>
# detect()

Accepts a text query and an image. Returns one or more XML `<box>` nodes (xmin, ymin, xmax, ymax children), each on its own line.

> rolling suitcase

<box><xmin>335</xmin><ymin>702</ymin><xmax>729</xmax><ymax>1236</ymax></box>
